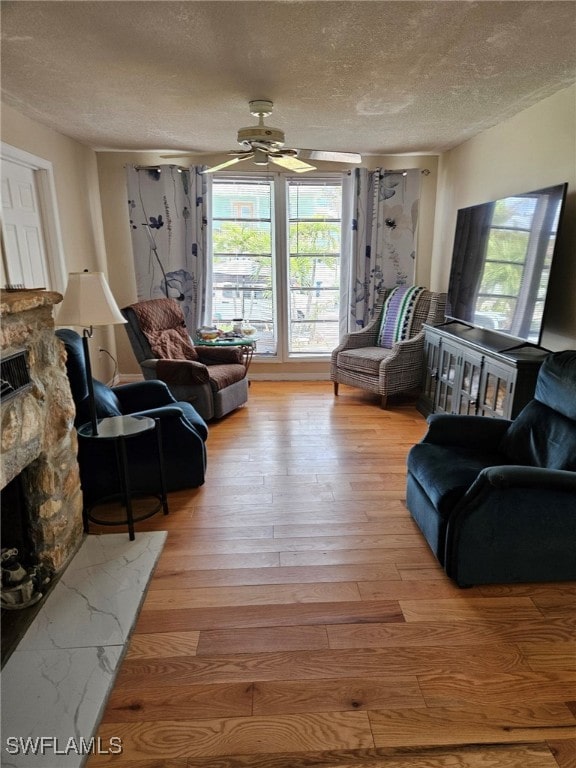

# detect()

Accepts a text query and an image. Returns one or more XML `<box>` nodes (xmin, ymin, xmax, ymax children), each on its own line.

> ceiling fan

<box><xmin>164</xmin><ymin>100</ymin><xmax>362</xmax><ymax>174</ymax></box>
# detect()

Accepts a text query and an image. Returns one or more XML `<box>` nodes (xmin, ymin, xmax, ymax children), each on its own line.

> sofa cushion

<box><xmin>128</xmin><ymin>297</ymin><xmax>199</xmax><ymax>361</ymax></box>
<box><xmin>207</xmin><ymin>364</ymin><xmax>247</xmax><ymax>392</ymax></box>
<box><xmin>378</xmin><ymin>285</ymin><xmax>426</xmax><ymax>348</ymax></box>
<box><xmin>336</xmin><ymin>346</ymin><xmax>395</xmax><ymax>377</ymax></box>
<box><xmin>407</xmin><ymin>443</ymin><xmax>509</xmax><ymax>517</ymax></box>
<box><xmin>499</xmin><ymin>400</ymin><xmax>576</xmax><ymax>471</ymax></box>
<box><xmin>149</xmin><ymin>327</ymin><xmax>199</xmax><ymax>361</ymax></box>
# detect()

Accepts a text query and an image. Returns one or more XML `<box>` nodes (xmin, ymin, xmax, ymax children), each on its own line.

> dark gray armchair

<box><xmin>56</xmin><ymin>328</ymin><xmax>208</xmax><ymax>504</ymax></box>
<box><xmin>122</xmin><ymin>298</ymin><xmax>248</xmax><ymax>421</ymax></box>
<box><xmin>406</xmin><ymin>350</ymin><xmax>576</xmax><ymax>586</ymax></box>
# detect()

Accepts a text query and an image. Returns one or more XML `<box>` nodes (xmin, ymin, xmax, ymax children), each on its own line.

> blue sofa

<box><xmin>406</xmin><ymin>350</ymin><xmax>576</xmax><ymax>586</ymax></box>
<box><xmin>56</xmin><ymin>329</ymin><xmax>208</xmax><ymax>504</ymax></box>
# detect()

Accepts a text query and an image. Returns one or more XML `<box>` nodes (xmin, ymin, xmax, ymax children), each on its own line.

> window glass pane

<box><xmin>289</xmin><ymin>222</ymin><xmax>341</xmax><ymax>255</ymax></box>
<box><xmin>213</xmin><ymin>221</ymin><xmax>271</xmax><ymax>254</ymax></box>
<box><xmin>211</xmin><ymin>179</ymin><xmax>276</xmax><ymax>355</ymax></box>
<box><xmin>213</xmin><ymin>182</ymin><xmax>271</xmax><ymax>218</ymax></box>
<box><xmin>287</xmin><ymin>180</ymin><xmax>342</xmax><ymax>355</ymax></box>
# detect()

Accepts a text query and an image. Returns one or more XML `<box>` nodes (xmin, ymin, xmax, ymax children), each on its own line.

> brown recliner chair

<box><xmin>122</xmin><ymin>298</ymin><xmax>248</xmax><ymax>421</ymax></box>
<box><xmin>331</xmin><ymin>286</ymin><xmax>446</xmax><ymax>408</ymax></box>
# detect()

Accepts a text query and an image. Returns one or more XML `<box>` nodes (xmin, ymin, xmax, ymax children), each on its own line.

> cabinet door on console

<box><xmin>477</xmin><ymin>359</ymin><xmax>515</xmax><ymax>418</ymax></box>
<box><xmin>419</xmin><ymin>331</ymin><xmax>442</xmax><ymax>415</ymax></box>
<box><xmin>435</xmin><ymin>339</ymin><xmax>460</xmax><ymax>414</ymax></box>
<box><xmin>454</xmin><ymin>350</ymin><xmax>483</xmax><ymax>415</ymax></box>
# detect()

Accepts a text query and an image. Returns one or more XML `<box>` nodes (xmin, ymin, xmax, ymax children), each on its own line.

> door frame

<box><xmin>1</xmin><ymin>142</ymin><xmax>67</xmax><ymax>295</ymax></box>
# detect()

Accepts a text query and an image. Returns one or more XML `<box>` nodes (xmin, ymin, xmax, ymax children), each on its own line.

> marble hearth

<box><xmin>1</xmin><ymin>531</ymin><xmax>166</xmax><ymax>768</ymax></box>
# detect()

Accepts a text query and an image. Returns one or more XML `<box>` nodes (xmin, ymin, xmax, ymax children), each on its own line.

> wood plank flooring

<box><xmin>87</xmin><ymin>382</ymin><xmax>576</xmax><ymax>767</ymax></box>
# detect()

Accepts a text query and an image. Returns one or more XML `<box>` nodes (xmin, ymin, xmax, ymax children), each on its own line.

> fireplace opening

<box><xmin>1</xmin><ymin>473</ymin><xmax>37</xmax><ymax>568</ymax></box>
<box><xmin>1</xmin><ymin>471</ymin><xmax>54</xmax><ymax>667</ymax></box>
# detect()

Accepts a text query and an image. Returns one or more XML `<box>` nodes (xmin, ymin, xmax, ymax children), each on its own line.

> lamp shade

<box><xmin>57</xmin><ymin>271</ymin><xmax>126</xmax><ymax>328</ymax></box>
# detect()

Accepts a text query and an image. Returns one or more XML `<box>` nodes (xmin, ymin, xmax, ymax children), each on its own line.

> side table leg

<box><xmin>117</xmin><ymin>435</ymin><xmax>136</xmax><ymax>541</ymax></box>
<box><xmin>154</xmin><ymin>418</ymin><xmax>169</xmax><ymax>516</ymax></box>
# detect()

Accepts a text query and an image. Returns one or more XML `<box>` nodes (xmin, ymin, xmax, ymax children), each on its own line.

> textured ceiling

<box><xmin>1</xmin><ymin>1</ymin><xmax>575</xmax><ymax>157</ymax></box>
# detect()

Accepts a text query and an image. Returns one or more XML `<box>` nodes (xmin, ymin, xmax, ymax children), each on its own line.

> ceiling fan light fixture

<box><xmin>203</xmin><ymin>101</ymin><xmax>362</xmax><ymax>175</ymax></box>
<box><xmin>252</xmin><ymin>149</ymin><xmax>269</xmax><ymax>166</ymax></box>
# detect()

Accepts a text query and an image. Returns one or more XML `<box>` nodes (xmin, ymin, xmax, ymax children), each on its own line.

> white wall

<box><xmin>1</xmin><ymin>104</ymin><xmax>118</xmax><ymax>381</ymax></box>
<box><xmin>431</xmin><ymin>85</ymin><xmax>576</xmax><ymax>350</ymax></box>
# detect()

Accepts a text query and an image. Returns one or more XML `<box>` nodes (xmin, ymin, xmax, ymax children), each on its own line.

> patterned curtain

<box><xmin>343</xmin><ymin>167</ymin><xmax>421</xmax><ymax>332</ymax></box>
<box><xmin>126</xmin><ymin>165</ymin><xmax>209</xmax><ymax>334</ymax></box>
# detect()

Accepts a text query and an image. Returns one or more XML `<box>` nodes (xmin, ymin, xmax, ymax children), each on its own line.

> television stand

<box><xmin>441</xmin><ymin>319</ymin><xmax>474</xmax><ymax>330</ymax></box>
<box><xmin>498</xmin><ymin>340</ymin><xmax>551</xmax><ymax>355</ymax></box>
<box><xmin>418</xmin><ymin>323</ymin><xmax>549</xmax><ymax>419</ymax></box>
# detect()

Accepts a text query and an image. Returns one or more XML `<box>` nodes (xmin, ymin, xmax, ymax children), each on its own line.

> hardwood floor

<box><xmin>87</xmin><ymin>382</ymin><xmax>576</xmax><ymax>767</ymax></box>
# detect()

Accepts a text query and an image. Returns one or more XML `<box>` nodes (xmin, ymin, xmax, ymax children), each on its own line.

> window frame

<box><xmin>211</xmin><ymin>170</ymin><xmax>344</xmax><ymax>363</ymax></box>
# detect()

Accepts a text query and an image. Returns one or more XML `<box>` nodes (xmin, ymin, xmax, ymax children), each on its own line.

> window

<box><xmin>210</xmin><ymin>175</ymin><xmax>343</xmax><ymax>358</ymax></box>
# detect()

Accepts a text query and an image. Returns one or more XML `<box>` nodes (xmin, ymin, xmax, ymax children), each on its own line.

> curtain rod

<box><xmin>133</xmin><ymin>165</ymin><xmax>187</xmax><ymax>172</ymax></box>
<box><xmin>132</xmin><ymin>164</ymin><xmax>431</xmax><ymax>175</ymax></box>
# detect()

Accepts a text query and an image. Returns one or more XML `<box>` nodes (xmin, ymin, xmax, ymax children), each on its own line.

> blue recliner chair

<box><xmin>56</xmin><ymin>329</ymin><xmax>208</xmax><ymax>503</ymax></box>
<box><xmin>406</xmin><ymin>350</ymin><xmax>576</xmax><ymax>586</ymax></box>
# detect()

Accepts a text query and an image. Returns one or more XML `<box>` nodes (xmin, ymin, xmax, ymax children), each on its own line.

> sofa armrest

<box><xmin>196</xmin><ymin>346</ymin><xmax>243</xmax><ymax>365</ymax></box>
<box><xmin>423</xmin><ymin>414</ymin><xmax>512</xmax><ymax>448</ymax></box>
<box><xmin>112</xmin><ymin>380</ymin><xmax>177</xmax><ymax>410</ymax></box>
<box><xmin>141</xmin><ymin>358</ymin><xmax>210</xmax><ymax>385</ymax></box>
<box><xmin>129</xmin><ymin>405</ymin><xmax>187</xmax><ymax>421</ymax></box>
<box><xmin>331</xmin><ymin>319</ymin><xmax>382</xmax><ymax>359</ymax></box>
<box><xmin>377</xmin><ymin>330</ymin><xmax>424</xmax><ymax>369</ymax></box>
<box><xmin>446</xmin><ymin>464</ymin><xmax>576</xmax><ymax>585</ymax></box>
<box><xmin>481</xmin><ymin>465</ymin><xmax>576</xmax><ymax>492</ymax></box>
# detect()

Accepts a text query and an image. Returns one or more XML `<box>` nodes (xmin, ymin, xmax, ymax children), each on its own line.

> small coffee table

<box><xmin>77</xmin><ymin>415</ymin><xmax>169</xmax><ymax>540</ymax></box>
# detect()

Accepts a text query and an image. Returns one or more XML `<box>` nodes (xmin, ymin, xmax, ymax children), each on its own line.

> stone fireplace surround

<box><xmin>1</xmin><ymin>289</ymin><xmax>83</xmax><ymax>579</ymax></box>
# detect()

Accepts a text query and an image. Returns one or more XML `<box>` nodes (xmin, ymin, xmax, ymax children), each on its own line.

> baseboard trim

<box><xmin>118</xmin><ymin>372</ymin><xmax>330</xmax><ymax>383</ymax></box>
<box><xmin>116</xmin><ymin>373</ymin><xmax>145</xmax><ymax>384</ymax></box>
<box><xmin>248</xmin><ymin>373</ymin><xmax>330</xmax><ymax>381</ymax></box>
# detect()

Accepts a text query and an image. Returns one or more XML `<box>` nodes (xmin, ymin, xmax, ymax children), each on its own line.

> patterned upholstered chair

<box><xmin>122</xmin><ymin>298</ymin><xmax>248</xmax><ymax>421</ymax></box>
<box><xmin>331</xmin><ymin>286</ymin><xmax>447</xmax><ymax>408</ymax></box>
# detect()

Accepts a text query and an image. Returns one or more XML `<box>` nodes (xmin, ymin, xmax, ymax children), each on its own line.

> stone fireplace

<box><xmin>1</xmin><ymin>289</ymin><xmax>83</xmax><ymax>586</ymax></box>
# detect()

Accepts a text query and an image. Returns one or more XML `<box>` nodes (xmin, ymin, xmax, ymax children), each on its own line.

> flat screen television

<box><xmin>445</xmin><ymin>182</ymin><xmax>567</xmax><ymax>345</ymax></box>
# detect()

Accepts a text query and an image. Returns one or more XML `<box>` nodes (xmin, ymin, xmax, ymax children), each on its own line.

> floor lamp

<box><xmin>57</xmin><ymin>270</ymin><xmax>126</xmax><ymax>436</ymax></box>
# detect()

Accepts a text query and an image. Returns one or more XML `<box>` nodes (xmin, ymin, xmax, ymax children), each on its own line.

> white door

<box><xmin>1</xmin><ymin>159</ymin><xmax>50</xmax><ymax>289</ymax></box>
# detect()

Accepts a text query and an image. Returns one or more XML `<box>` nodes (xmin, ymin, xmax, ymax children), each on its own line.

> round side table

<box><xmin>77</xmin><ymin>415</ymin><xmax>169</xmax><ymax>540</ymax></box>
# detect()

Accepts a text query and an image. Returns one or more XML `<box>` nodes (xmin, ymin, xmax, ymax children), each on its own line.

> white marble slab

<box><xmin>1</xmin><ymin>531</ymin><xmax>166</xmax><ymax>768</ymax></box>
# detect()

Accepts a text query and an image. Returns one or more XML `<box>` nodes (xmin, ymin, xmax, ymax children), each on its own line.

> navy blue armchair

<box><xmin>56</xmin><ymin>329</ymin><xmax>208</xmax><ymax>503</ymax></box>
<box><xmin>406</xmin><ymin>350</ymin><xmax>576</xmax><ymax>586</ymax></box>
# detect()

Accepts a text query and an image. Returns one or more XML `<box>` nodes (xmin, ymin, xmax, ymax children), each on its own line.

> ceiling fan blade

<box><xmin>269</xmin><ymin>156</ymin><xmax>316</xmax><ymax>174</ymax></box>
<box><xmin>202</xmin><ymin>156</ymin><xmax>252</xmax><ymax>174</ymax></box>
<box><xmin>297</xmin><ymin>149</ymin><xmax>362</xmax><ymax>164</ymax></box>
